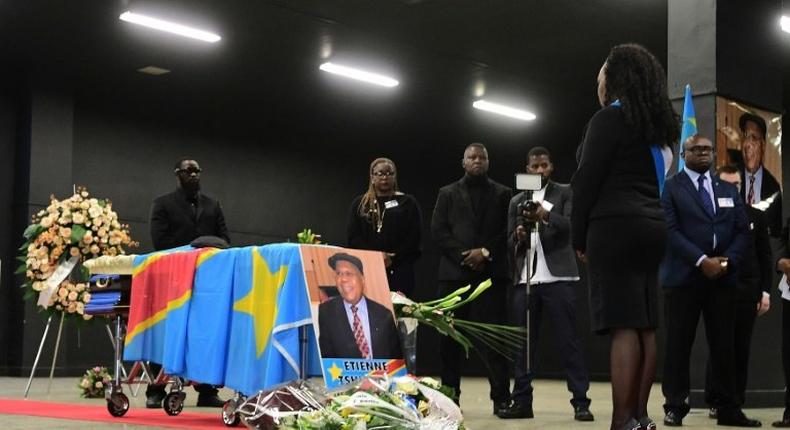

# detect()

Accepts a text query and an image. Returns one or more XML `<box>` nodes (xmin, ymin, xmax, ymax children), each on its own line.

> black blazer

<box><xmin>431</xmin><ymin>175</ymin><xmax>512</xmax><ymax>281</ymax></box>
<box><xmin>507</xmin><ymin>181</ymin><xmax>579</xmax><ymax>283</ymax></box>
<box><xmin>660</xmin><ymin>171</ymin><xmax>750</xmax><ymax>289</ymax></box>
<box><xmin>317</xmin><ymin>296</ymin><xmax>401</xmax><ymax>359</ymax></box>
<box><xmin>149</xmin><ymin>189</ymin><xmax>230</xmax><ymax>251</ymax></box>
<box><xmin>740</xmin><ymin>167</ymin><xmax>782</xmax><ymax>237</ymax></box>
<box><xmin>571</xmin><ymin>106</ymin><xmax>665</xmax><ymax>252</ymax></box>
<box><xmin>738</xmin><ymin>205</ymin><xmax>772</xmax><ymax>301</ymax></box>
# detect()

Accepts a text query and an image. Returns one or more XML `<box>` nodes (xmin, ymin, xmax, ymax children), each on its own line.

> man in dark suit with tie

<box><xmin>660</xmin><ymin>135</ymin><xmax>759</xmax><ymax>427</ymax></box>
<box><xmin>497</xmin><ymin>146</ymin><xmax>593</xmax><ymax>421</ymax></box>
<box><xmin>146</xmin><ymin>158</ymin><xmax>230</xmax><ymax>408</ymax></box>
<box><xmin>704</xmin><ymin>165</ymin><xmax>772</xmax><ymax>421</ymax></box>
<box><xmin>317</xmin><ymin>252</ymin><xmax>401</xmax><ymax>359</ymax></box>
<box><xmin>431</xmin><ymin>142</ymin><xmax>512</xmax><ymax>412</ymax></box>
<box><xmin>739</xmin><ymin>112</ymin><xmax>782</xmax><ymax>237</ymax></box>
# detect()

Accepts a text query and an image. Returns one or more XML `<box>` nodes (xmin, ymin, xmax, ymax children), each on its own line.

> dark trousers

<box><xmin>704</xmin><ymin>298</ymin><xmax>757</xmax><ymax>408</ymax></box>
<box><xmin>439</xmin><ymin>277</ymin><xmax>510</xmax><ymax>403</ymax></box>
<box><xmin>662</xmin><ymin>283</ymin><xmax>738</xmax><ymax>417</ymax></box>
<box><xmin>145</xmin><ymin>362</ymin><xmax>218</xmax><ymax>398</ymax></box>
<box><xmin>510</xmin><ymin>281</ymin><xmax>590</xmax><ymax>408</ymax></box>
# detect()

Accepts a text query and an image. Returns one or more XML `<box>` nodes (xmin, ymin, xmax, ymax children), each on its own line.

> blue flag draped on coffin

<box><xmin>124</xmin><ymin>246</ymin><xmax>206</xmax><ymax>374</ymax></box>
<box><xmin>222</xmin><ymin>243</ymin><xmax>320</xmax><ymax>394</ymax></box>
<box><xmin>182</xmin><ymin>247</ymin><xmax>235</xmax><ymax>385</ymax></box>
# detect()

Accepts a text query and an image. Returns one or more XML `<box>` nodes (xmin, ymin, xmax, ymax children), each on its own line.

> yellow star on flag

<box><xmin>233</xmin><ymin>248</ymin><xmax>288</xmax><ymax>358</ymax></box>
<box><xmin>328</xmin><ymin>362</ymin><xmax>343</xmax><ymax>381</ymax></box>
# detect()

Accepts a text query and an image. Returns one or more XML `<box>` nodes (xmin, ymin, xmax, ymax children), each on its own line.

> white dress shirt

<box><xmin>518</xmin><ymin>186</ymin><xmax>580</xmax><ymax>285</ymax></box>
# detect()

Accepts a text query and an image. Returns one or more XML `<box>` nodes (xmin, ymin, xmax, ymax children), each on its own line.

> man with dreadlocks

<box><xmin>346</xmin><ymin>158</ymin><xmax>423</xmax><ymax>297</ymax></box>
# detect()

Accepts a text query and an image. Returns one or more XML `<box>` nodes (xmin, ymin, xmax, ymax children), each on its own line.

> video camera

<box><xmin>515</xmin><ymin>173</ymin><xmax>544</xmax><ymax>231</ymax></box>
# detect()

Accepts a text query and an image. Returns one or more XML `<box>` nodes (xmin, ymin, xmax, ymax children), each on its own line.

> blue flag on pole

<box><xmin>678</xmin><ymin>84</ymin><xmax>697</xmax><ymax>171</ymax></box>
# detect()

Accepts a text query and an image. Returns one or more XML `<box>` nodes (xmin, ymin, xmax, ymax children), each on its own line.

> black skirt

<box><xmin>585</xmin><ymin>216</ymin><xmax>667</xmax><ymax>334</ymax></box>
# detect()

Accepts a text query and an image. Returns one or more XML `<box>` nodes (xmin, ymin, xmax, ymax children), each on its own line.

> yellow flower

<box><xmin>58</xmin><ymin>288</ymin><xmax>68</xmax><ymax>298</ymax></box>
<box><xmin>67</xmin><ymin>302</ymin><xmax>77</xmax><ymax>313</ymax></box>
<box><xmin>67</xmin><ymin>291</ymin><xmax>78</xmax><ymax>301</ymax></box>
<box><xmin>94</xmin><ymin>381</ymin><xmax>103</xmax><ymax>389</ymax></box>
<box><xmin>32</xmin><ymin>281</ymin><xmax>44</xmax><ymax>291</ymax></box>
<box><xmin>60</xmin><ymin>227</ymin><xmax>72</xmax><ymax>238</ymax></box>
<box><xmin>70</xmin><ymin>247</ymin><xmax>80</xmax><ymax>257</ymax></box>
<box><xmin>83</xmin><ymin>314</ymin><xmax>93</xmax><ymax>320</ymax></box>
<box><xmin>76</xmin><ymin>302</ymin><xmax>85</xmax><ymax>314</ymax></box>
<box><xmin>40</xmin><ymin>216</ymin><xmax>53</xmax><ymax>228</ymax></box>
<box><xmin>90</xmin><ymin>244</ymin><xmax>100</xmax><ymax>254</ymax></box>
<box><xmin>82</xmin><ymin>293</ymin><xmax>92</xmax><ymax>302</ymax></box>
<box><xmin>72</xmin><ymin>213</ymin><xmax>85</xmax><ymax>224</ymax></box>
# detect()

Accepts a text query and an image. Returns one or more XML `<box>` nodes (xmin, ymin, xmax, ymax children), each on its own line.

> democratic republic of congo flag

<box><xmin>223</xmin><ymin>244</ymin><xmax>320</xmax><ymax>395</ymax></box>
<box><xmin>123</xmin><ymin>246</ymin><xmax>211</xmax><ymax>374</ymax></box>
<box><xmin>182</xmin><ymin>247</ymin><xmax>237</xmax><ymax>385</ymax></box>
<box><xmin>678</xmin><ymin>84</ymin><xmax>697</xmax><ymax>171</ymax></box>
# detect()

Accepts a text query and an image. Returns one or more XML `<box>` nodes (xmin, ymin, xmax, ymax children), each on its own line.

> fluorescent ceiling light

<box><xmin>473</xmin><ymin>100</ymin><xmax>536</xmax><ymax>121</ymax></box>
<box><xmin>119</xmin><ymin>11</ymin><xmax>221</xmax><ymax>43</ymax></box>
<box><xmin>137</xmin><ymin>66</ymin><xmax>171</xmax><ymax>75</ymax></box>
<box><xmin>782</xmin><ymin>15</ymin><xmax>790</xmax><ymax>32</ymax></box>
<box><xmin>319</xmin><ymin>62</ymin><xmax>399</xmax><ymax>87</ymax></box>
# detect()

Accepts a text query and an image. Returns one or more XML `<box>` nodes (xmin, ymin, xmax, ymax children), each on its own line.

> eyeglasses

<box><xmin>176</xmin><ymin>167</ymin><xmax>202</xmax><ymax>175</ymax></box>
<box><xmin>372</xmin><ymin>171</ymin><xmax>395</xmax><ymax>178</ymax></box>
<box><xmin>686</xmin><ymin>146</ymin><xmax>713</xmax><ymax>155</ymax></box>
<box><xmin>743</xmin><ymin>133</ymin><xmax>764</xmax><ymax>142</ymax></box>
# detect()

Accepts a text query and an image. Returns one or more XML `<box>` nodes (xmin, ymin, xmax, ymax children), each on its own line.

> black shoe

<box><xmin>773</xmin><ymin>419</ymin><xmax>790</xmax><ymax>428</ymax></box>
<box><xmin>710</xmin><ymin>408</ymin><xmax>718</xmax><ymax>419</ymax></box>
<box><xmin>639</xmin><ymin>416</ymin><xmax>657</xmax><ymax>430</ymax></box>
<box><xmin>574</xmin><ymin>405</ymin><xmax>594</xmax><ymax>421</ymax></box>
<box><xmin>145</xmin><ymin>393</ymin><xmax>164</xmax><ymax>409</ymax></box>
<box><xmin>664</xmin><ymin>411</ymin><xmax>683</xmax><ymax>427</ymax></box>
<box><xmin>496</xmin><ymin>403</ymin><xmax>534</xmax><ymax>419</ymax></box>
<box><xmin>492</xmin><ymin>400</ymin><xmax>511</xmax><ymax>415</ymax></box>
<box><xmin>717</xmin><ymin>410</ymin><xmax>762</xmax><ymax>427</ymax></box>
<box><xmin>196</xmin><ymin>394</ymin><xmax>225</xmax><ymax>407</ymax></box>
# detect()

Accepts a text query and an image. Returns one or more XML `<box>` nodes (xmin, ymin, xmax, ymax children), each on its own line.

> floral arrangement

<box><xmin>16</xmin><ymin>187</ymin><xmax>137</xmax><ymax>320</ymax></box>
<box><xmin>392</xmin><ymin>279</ymin><xmax>525</xmax><ymax>360</ymax></box>
<box><xmin>296</xmin><ymin>228</ymin><xmax>322</xmax><ymax>244</ymax></box>
<box><xmin>238</xmin><ymin>376</ymin><xmax>464</xmax><ymax>430</ymax></box>
<box><xmin>78</xmin><ymin>366</ymin><xmax>111</xmax><ymax>398</ymax></box>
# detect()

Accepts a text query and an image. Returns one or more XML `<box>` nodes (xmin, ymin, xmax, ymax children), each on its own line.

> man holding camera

<box><xmin>498</xmin><ymin>146</ymin><xmax>593</xmax><ymax>421</ymax></box>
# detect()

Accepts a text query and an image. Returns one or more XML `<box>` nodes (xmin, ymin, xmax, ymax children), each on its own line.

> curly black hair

<box><xmin>603</xmin><ymin>43</ymin><xmax>680</xmax><ymax>146</ymax></box>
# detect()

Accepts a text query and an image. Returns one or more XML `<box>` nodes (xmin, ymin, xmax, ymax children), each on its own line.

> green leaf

<box><xmin>18</xmin><ymin>241</ymin><xmax>31</xmax><ymax>251</ymax></box>
<box><xmin>71</xmin><ymin>225</ymin><xmax>88</xmax><ymax>244</ymax></box>
<box><xmin>23</xmin><ymin>223</ymin><xmax>44</xmax><ymax>240</ymax></box>
<box><xmin>14</xmin><ymin>264</ymin><xmax>28</xmax><ymax>275</ymax></box>
<box><xmin>79</xmin><ymin>265</ymin><xmax>90</xmax><ymax>281</ymax></box>
<box><xmin>98</xmin><ymin>200</ymin><xmax>106</xmax><ymax>207</ymax></box>
<box><xmin>23</xmin><ymin>289</ymin><xmax>36</xmax><ymax>301</ymax></box>
<box><xmin>16</xmin><ymin>255</ymin><xmax>28</xmax><ymax>263</ymax></box>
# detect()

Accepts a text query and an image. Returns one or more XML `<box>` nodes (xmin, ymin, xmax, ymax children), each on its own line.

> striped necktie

<box><xmin>350</xmin><ymin>304</ymin><xmax>370</xmax><ymax>359</ymax></box>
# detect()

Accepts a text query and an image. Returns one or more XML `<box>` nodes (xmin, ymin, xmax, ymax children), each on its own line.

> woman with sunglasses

<box><xmin>346</xmin><ymin>158</ymin><xmax>422</xmax><ymax>297</ymax></box>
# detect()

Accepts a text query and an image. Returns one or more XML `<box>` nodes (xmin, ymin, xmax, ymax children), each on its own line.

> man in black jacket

<box><xmin>705</xmin><ymin>165</ymin><xmax>772</xmax><ymax>421</ymax></box>
<box><xmin>498</xmin><ymin>147</ymin><xmax>592</xmax><ymax>421</ymax></box>
<box><xmin>146</xmin><ymin>158</ymin><xmax>230</xmax><ymax>408</ymax></box>
<box><xmin>431</xmin><ymin>143</ymin><xmax>512</xmax><ymax>412</ymax></box>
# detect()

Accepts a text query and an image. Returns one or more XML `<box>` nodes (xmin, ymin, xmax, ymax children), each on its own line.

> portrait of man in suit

<box><xmin>317</xmin><ymin>252</ymin><xmax>401</xmax><ymax>359</ymax></box>
<box><xmin>739</xmin><ymin>112</ymin><xmax>782</xmax><ymax>236</ymax></box>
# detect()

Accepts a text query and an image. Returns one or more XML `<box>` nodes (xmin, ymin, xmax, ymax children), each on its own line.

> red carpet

<box><xmin>0</xmin><ymin>397</ymin><xmax>228</xmax><ymax>429</ymax></box>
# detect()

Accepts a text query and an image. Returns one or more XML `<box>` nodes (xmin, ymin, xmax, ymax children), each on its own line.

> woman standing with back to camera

<box><xmin>571</xmin><ymin>44</ymin><xmax>679</xmax><ymax>430</ymax></box>
<box><xmin>347</xmin><ymin>158</ymin><xmax>422</xmax><ymax>297</ymax></box>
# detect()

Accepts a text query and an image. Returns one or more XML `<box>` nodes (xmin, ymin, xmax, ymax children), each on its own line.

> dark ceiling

<box><xmin>1</xmin><ymin>0</ymin><xmax>674</xmax><ymax>180</ymax></box>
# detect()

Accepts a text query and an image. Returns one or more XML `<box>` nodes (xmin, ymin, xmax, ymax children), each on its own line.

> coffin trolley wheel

<box><xmin>106</xmin><ymin>392</ymin><xmax>130</xmax><ymax>417</ymax></box>
<box><xmin>222</xmin><ymin>398</ymin><xmax>241</xmax><ymax>426</ymax></box>
<box><xmin>163</xmin><ymin>391</ymin><xmax>185</xmax><ymax>416</ymax></box>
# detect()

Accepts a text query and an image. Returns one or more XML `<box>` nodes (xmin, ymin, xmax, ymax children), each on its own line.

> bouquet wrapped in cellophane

<box><xmin>237</xmin><ymin>375</ymin><xmax>464</xmax><ymax>430</ymax></box>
